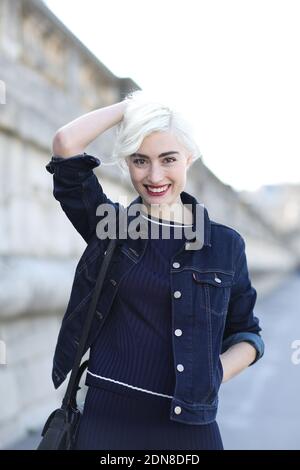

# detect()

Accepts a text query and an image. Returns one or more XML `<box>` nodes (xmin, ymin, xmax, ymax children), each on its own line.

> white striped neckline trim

<box><xmin>141</xmin><ymin>213</ymin><xmax>193</xmax><ymax>228</ymax></box>
<box><xmin>87</xmin><ymin>370</ymin><xmax>174</xmax><ymax>399</ymax></box>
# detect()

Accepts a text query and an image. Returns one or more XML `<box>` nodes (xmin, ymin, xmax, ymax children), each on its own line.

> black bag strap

<box><xmin>69</xmin><ymin>359</ymin><xmax>89</xmax><ymax>409</ymax></box>
<box><xmin>62</xmin><ymin>237</ymin><xmax>118</xmax><ymax>409</ymax></box>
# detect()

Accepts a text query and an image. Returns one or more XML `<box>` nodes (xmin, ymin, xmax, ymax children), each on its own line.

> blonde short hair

<box><xmin>112</xmin><ymin>90</ymin><xmax>202</xmax><ymax>175</ymax></box>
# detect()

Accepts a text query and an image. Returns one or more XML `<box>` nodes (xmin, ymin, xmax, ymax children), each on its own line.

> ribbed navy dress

<box><xmin>75</xmin><ymin>212</ymin><xmax>223</xmax><ymax>450</ymax></box>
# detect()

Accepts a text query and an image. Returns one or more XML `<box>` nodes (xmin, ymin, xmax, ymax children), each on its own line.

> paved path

<box><xmin>7</xmin><ymin>273</ymin><xmax>300</xmax><ymax>450</ymax></box>
<box><xmin>218</xmin><ymin>272</ymin><xmax>300</xmax><ymax>449</ymax></box>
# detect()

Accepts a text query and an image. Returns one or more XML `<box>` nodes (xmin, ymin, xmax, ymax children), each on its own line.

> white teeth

<box><xmin>147</xmin><ymin>185</ymin><xmax>169</xmax><ymax>193</ymax></box>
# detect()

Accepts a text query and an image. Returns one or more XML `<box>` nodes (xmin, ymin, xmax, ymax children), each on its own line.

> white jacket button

<box><xmin>177</xmin><ymin>364</ymin><xmax>184</xmax><ymax>372</ymax></box>
<box><xmin>174</xmin><ymin>406</ymin><xmax>182</xmax><ymax>415</ymax></box>
<box><xmin>174</xmin><ymin>329</ymin><xmax>182</xmax><ymax>337</ymax></box>
<box><xmin>174</xmin><ymin>290</ymin><xmax>181</xmax><ymax>298</ymax></box>
<box><xmin>172</xmin><ymin>262</ymin><xmax>180</xmax><ymax>268</ymax></box>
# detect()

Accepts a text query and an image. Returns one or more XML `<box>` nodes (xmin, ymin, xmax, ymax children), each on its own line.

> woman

<box><xmin>46</xmin><ymin>91</ymin><xmax>264</xmax><ymax>450</ymax></box>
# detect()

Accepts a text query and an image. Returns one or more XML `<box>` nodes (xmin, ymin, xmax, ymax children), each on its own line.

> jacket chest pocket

<box><xmin>192</xmin><ymin>270</ymin><xmax>234</xmax><ymax>317</ymax></box>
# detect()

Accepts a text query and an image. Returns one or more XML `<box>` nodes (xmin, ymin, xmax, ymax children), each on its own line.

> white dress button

<box><xmin>174</xmin><ymin>406</ymin><xmax>182</xmax><ymax>415</ymax></box>
<box><xmin>174</xmin><ymin>290</ymin><xmax>181</xmax><ymax>298</ymax></box>
<box><xmin>172</xmin><ymin>262</ymin><xmax>180</xmax><ymax>268</ymax></box>
<box><xmin>174</xmin><ymin>329</ymin><xmax>182</xmax><ymax>336</ymax></box>
<box><xmin>177</xmin><ymin>364</ymin><xmax>184</xmax><ymax>372</ymax></box>
<box><xmin>214</xmin><ymin>276</ymin><xmax>222</xmax><ymax>283</ymax></box>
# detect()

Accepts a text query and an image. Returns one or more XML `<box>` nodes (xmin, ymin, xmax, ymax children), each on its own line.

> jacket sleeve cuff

<box><xmin>221</xmin><ymin>332</ymin><xmax>265</xmax><ymax>366</ymax></box>
<box><xmin>45</xmin><ymin>152</ymin><xmax>101</xmax><ymax>175</ymax></box>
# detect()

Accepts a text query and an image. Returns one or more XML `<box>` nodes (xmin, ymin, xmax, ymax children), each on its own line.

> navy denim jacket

<box><xmin>46</xmin><ymin>153</ymin><xmax>264</xmax><ymax>425</ymax></box>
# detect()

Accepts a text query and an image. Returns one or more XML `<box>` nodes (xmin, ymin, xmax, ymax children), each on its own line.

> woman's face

<box><xmin>125</xmin><ymin>131</ymin><xmax>193</xmax><ymax>212</ymax></box>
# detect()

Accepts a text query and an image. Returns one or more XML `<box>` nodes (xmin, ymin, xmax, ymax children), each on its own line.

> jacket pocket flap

<box><xmin>192</xmin><ymin>271</ymin><xmax>234</xmax><ymax>287</ymax></box>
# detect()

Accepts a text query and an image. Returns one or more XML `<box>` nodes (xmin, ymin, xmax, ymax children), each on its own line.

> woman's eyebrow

<box><xmin>130</xmin><ymin>151</ymin><xmax>180</xmax><ymax>158</ymax></box>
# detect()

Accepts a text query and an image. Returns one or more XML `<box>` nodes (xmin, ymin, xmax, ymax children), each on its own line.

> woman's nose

<box><xmin>147</xmin><ymin>164</ymin><xmax>165</xmax><ymax>184</ymax></box>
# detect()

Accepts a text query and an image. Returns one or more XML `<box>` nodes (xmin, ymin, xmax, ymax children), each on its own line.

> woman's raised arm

<box><xmin>47</xmin><ymin>99</ymin><xmax>128</xmax><ymax>242</ymax></box>
<box><xmin>52</xmin><ymin>100</ymin><xmax>128</xmax><ymax>158</ymax></box>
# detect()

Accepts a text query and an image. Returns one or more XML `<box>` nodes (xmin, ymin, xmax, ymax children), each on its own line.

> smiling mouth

<box><xmin>144</xmin><ymin>184</ymin><xmax>171</xmax><ymax>196</ymax></box>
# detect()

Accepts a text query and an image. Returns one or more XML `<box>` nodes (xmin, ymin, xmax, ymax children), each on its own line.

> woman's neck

<box><xmin>142</xmin><ymin>200</ymin><xmax>193</xmax><ymax>225</ymax></box>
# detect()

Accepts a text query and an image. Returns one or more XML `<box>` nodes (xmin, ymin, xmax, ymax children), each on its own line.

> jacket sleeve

<box><xmin>46</xmin><ymin>153</ymin><xmax>116</xmax><ymax>244</ymax></box>
<box><xmin>221</xmin><ymin>234</ymin><xmax>265</xmax><ymax>365</ymax></box>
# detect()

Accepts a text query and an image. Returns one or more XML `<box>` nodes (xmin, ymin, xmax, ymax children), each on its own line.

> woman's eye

<box><xmin>132</xmin><ymin>157</ymin><xmax>176</xmax><ymax>166</ymax></box>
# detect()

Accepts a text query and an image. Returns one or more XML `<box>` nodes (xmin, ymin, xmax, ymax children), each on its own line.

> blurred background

<box><xmin>0</xmin><ymin>0</ymin><xmax>299</xmax><ymax>450</ymax></box>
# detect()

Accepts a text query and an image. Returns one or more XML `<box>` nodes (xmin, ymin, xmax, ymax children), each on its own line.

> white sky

<box><xmin>44</xmin><ymin>0</ymin><xmax>300</xmax><ymax>192</ymax></box>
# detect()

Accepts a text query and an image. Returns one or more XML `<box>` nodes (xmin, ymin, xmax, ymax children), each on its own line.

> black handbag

<box><xmin>37</xmin><ymin>238</ymin><xmax>118</xmax><ymax>450</ymax></box>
